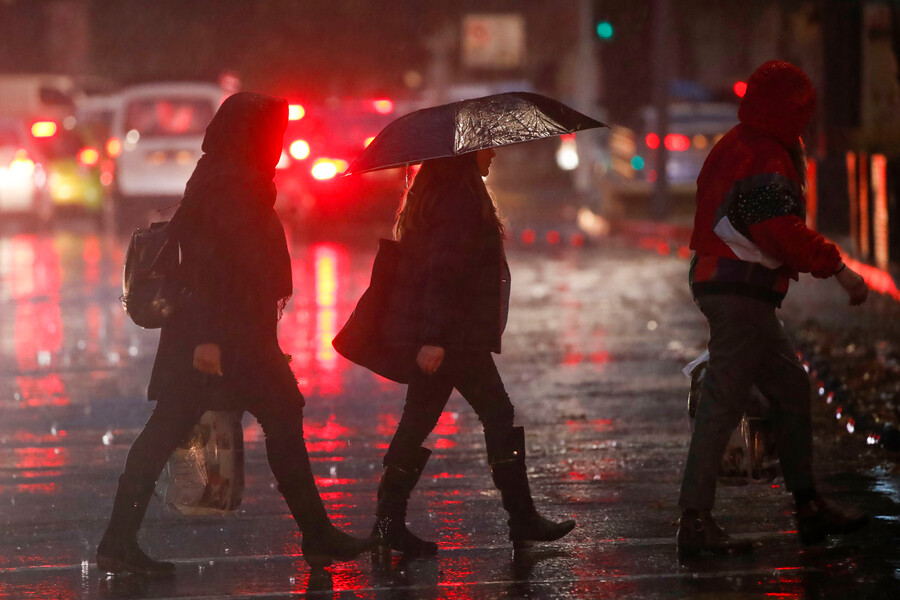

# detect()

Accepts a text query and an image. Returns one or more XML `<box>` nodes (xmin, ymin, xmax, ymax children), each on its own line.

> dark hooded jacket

<box><xmin>147</xmin><ymin>92</ymin><xmax>302</xmax><ymax>410</ymax></box>
<box><xmin>689</xmin><ymin>60</ymin><xmax>842</xmax><ymax>307</ymax></box>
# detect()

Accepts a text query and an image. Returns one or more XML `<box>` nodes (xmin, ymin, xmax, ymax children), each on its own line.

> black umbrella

<box><xmin>344</xmin><ymin>92</ymin><xmax>607</xmax><ymax>175</ymax></box>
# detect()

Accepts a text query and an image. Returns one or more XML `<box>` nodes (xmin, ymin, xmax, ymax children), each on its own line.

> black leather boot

<box><xmin>676</xmin><ymin>510</ymin><xmax>754</xmax><ymax>558</ymax></box>
<box><xmin>371</xmin><ymin>446</ymin><xmax>438</xmax><ymax>559</ymax></box>
<box><xmin>796</xmin><ymin>497</ymin><xmax>868</xmax><ymax>545</ymax></box>
<box><xmin>279</xmin><ymin>479</ymin><xmax>376</xmax><ymax>568</ymax></box>
<box><xmin>486</xmin><ymin>427</ymin><xmax>575</xmax><ymax>549</ymax></box>
<box><xmin>96</xmin><ymin>474</ymin><xmax>175</xmax><ymax>576</ymax></box>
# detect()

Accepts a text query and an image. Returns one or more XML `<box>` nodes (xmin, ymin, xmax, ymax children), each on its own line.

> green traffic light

<box><xmin>596</xmin><ymin>21</ymin><xmax>614</xmax><ymax>39</ymax></box>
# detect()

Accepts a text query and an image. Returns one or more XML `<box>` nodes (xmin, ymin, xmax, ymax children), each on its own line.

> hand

<box><xmin>193</xmin><ymin>343</ymin><xmax>223</xmax><ymax>375</ymax></box>
<box><xmin>835</xmin><ymin>264</ymin><xmax>868</xmax><ymax>306</ymax></box>
<box><xmin>417</xmin><ymin>345</ymin><xmax>445</xmax><ymax>375</ymax></box>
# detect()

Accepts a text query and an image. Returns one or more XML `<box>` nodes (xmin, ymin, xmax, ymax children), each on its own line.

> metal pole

<box><xmin>574</xmin><ymin>0</ymin><xmax>600</xmax><ymax>200</ymax></box>
<box><xmin>651</xmin><ymin>0</ymin><xmax>671</xmax><ymax>220</ymax></box>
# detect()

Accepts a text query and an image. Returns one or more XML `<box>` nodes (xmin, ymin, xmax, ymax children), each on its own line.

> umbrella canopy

<box><xmin>344</xmin><ymin>92</ymin><xmax>607</xmax><ymax>175</ymax></box>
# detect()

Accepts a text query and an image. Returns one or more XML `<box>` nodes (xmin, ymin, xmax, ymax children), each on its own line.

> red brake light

<box><xmin>77</xmin><ymin>146</ymin><xmax>100</xmax><ymax>167</ymax></box>
<box><xmin>289</xmin><ymin>140</ymin><xmax>310</xmax><ymax>160</ymax></box>
<box><xmin>311</xmin><ymin>158</ymin><xmax>349</xmax><ymax>180</ymax></box>
<box><xmin>31</xmin><ymin>121</ymin><xmax>58</xmax><ymax>138</ymax></box>
<box><xmin>106</xmin><ymin>137</ymin><xmax>122</xmax><ymax>158</ymax></box>
<box><xmin>733</xmin><ymin>81</ymin><xmax>748</xmax><ymax>98</ymax></box>
<box><xmin>664</xmin><ymin>133</ymin><xmax>690</xmax><ymax>152</ymax></box>
<box><xmin>372</xmin><ymin>99</ymin><xmax>394</xmax><ymax>114</ymax></box>
<box><xmin>288</xmin><ymin>104</ymin><xmax>305</xmax><ymax>121</ymax></box>
<box><xmin>645</xmin><ymin>133</ymin><xmax>660</xmax><ymax>150</ymax></box>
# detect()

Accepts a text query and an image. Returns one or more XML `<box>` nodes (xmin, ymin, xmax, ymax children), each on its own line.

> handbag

<box><xmin>122</xmin><ymin>221</ymin><xmax>184</xmax><ymax>329</ymax></box>
<box><xmin>333</xmin><ymin>238</ymin><xmax>412</xmax><ymax>383</ymax></box>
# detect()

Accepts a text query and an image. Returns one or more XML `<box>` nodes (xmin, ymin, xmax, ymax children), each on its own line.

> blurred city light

<box><xmin>288</xmin><ymin>104</ymin><xmax>305</xmax><ymax>121</ymax></box>
<box><xmin>596</xmin><ymin>21</ymin><xmax>614</xmax><ymax>39</ymax></box>
<box><xmin>76</xmin><ymin>147</ymin><xmax>100</xmax><ymax>167</ymax></box>
<box><xmin>289</xmin><ymin>140</ymin><xmax>310</xmax><ymax>160</ymax></box>
<box><xmin>372</xmin><ymin>99</ymin><xmax>394</xmax><ymax>114</ymax></box>
<box><xmin>31</xmin><ymin>121</ymin><xmax>57</xmax><ymax>138</ymax></box>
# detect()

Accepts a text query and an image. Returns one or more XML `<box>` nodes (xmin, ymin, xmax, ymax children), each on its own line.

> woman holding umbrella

<box><xmin>369</xmin><ymin>147</ymin><xmax>576</xmax><ymax>557</ymax></box>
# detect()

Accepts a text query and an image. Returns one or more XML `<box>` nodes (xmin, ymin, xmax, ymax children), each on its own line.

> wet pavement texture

<box><xmin>0</xmin><ymin>220</ymin><xmax>897</xmax><ymax>599</ymax></box>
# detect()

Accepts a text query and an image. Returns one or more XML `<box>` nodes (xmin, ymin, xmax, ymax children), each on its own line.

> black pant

<box><xmin>679</xmin><ymin>294</ymin><xmax>814</xmax><ymax>511</ymax></box>
<box><xmin>121</xmin><ymin>394</ymin><xmax>316</xmax><ymax>509</ymax></box>
<box><xmin>385</xmin><ymin>351</ymin><xmax>515</xmax><ymax>463</ymax></box>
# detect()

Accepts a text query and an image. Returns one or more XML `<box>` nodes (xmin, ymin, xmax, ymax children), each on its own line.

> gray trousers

<box><xmin>679</xmin><ymin>294</ymin><xmax>814</xmax><ymax>511</ymax></box>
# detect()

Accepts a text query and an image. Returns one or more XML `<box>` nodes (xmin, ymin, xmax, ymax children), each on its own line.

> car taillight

<box><xmin>106</xmin><ymin>137</ymin><xmax>122</xmax><ymax>158</ymax></box>
<box><xmin>664</xmin><ymin>133</ymin><xmax>690</xmax><ymax>152</ymax></box>
<box><xmin>288</xmin><ymin>104</ymin><xmax>305</xmax><ymax>120</ymax></box>
<box><xmin>311</xmin><ymin>158</ymin><xmax>348</xmax><ymax>180</ymax></box>
<box><xmin>289</xmin><ymin>140</ymin><xmax>310</xmax><ymax>160</ymax></box>
<box><xmin>31</xmin><ymin>121</ymin><xmax>58</xmax><ymax>138</ymax></box>
<box><xmin>77</xmin><ymin>146</ymin><xmax>100</xmax><ymax>167</ymax></box>
<box><xmin>372</xmin><ymin>99</ymin><xmax>394</xmax><ymax>114</ymax></box>
<box><xmin>645</xmin><ymin>133</ymin><xmax>660</xmax><ymax>150</ymax></box>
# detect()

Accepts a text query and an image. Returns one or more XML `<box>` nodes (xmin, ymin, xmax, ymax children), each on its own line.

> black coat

<box><xmin>381</xmin><ymin>179</ymin><xmax>508</xmax><ymax>354</ymax></box>
<box><xmin>147</xmin><ymin>92</ymin><xmax>301</xmax><ymax>411</ymax></box>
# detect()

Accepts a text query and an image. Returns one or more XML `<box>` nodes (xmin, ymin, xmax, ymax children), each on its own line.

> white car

<box><xmin>0</xmin><ymin>117</ymin><xmax>50</xmax><ymax>224</ymax></box>
<box><xmin>106</xmin><ymin>82</ymin><xmax>224</xmax><ymax>227</ymax></box>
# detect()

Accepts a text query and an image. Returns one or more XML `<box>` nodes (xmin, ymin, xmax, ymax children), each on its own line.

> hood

<box><xmin>201</xmin><ymin>91</ymin><xmax>288</xmax><ymax>179</ymax></box>
<box><xmin>737</xmin><ymin>61</ymin><xmax>815</xmax><ymax>147</ymax></box>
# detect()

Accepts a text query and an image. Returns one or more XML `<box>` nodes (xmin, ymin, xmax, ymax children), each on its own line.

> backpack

<box><xmin>121</xmin><ymin>221</ymin><xmax>184</xmax><ymax>329</ymax></box>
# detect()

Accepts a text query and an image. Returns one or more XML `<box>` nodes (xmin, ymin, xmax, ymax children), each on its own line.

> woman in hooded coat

<box><xmin>96</xmin><ymin>92</ymin><xmax>373</xmax><ymax>575</ymax></box>
<box><xmin>677</xmin><ymin>61</ymin><xmax>869</xmax><ymax>558</ymax></box>
<box><xmin>369</xmin><ymin>148</ymin><xmax>575</xmax><ymax>559</ymax></box>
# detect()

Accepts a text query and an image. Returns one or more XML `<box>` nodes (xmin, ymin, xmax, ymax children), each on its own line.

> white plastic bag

<box><xmin>157</xmin><ymin>410</ymin><xmax>245</xmax><ymax>515</ymax></box>
<box><xmin>685</xmin><ymin>354</ymin><xmax>779</xmax><ymax>485</ymax></box>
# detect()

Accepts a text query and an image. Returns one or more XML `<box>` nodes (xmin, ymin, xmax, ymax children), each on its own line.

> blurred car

<box><xmin>106</xmin><ymin>82</ymin><xmax>224</xmax><ymax>228</ymax></box>
<box><xmin>28</xmin><ymin>118</ymin><xmax>107</xmax><ymax>221</ymax></box>
<box><xmin>604</xmin><ymin>102</ymin><xmax>738</xmax><ymax>198</ymax></box>
<box><xmin>0</xmin><ymin>117</ymin><xmax>50</xmax><ymax>224</ymax></box>
<box><xmin>274</xmin><ymin>97</ymin><xmax>406</xmax><ymax>227</ymax></box>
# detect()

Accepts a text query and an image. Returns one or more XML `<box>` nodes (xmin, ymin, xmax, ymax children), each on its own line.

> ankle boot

<box><xmin>676</xmin><ymin>510</ymin><xmax>754</xmax><ymax>558</ymax></box>
<box><xmin>278</xmin><ymin>479</ymin><xmax>376</xmax><ymax>568</ymax></box>
<box><xmin>796</xmin><ymin>497</ymin><xmax>868</xmax><ymax>545</ymax></box>
<box><xmin>96</xmin><ymin>474</ymin><xmax>175</xmax><ymax>576</ymax></box>
<box><xmin>486</xmin><ymin>427</ymin><xmax>575</xmax><ymax>549</ymax></box>
<box><xmin>372</xmin><ymin>446</ymin><xmax>438</xmax><ymax>559</ymax></box>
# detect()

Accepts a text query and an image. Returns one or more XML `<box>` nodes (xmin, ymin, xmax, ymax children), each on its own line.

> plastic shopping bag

<box><xmin>685</xmin><ymin>352</ymin><xmax>779</xmax><ymax>485</ymax></box>
<box><xmin>157</xmin><ymin>410</ymin><xmax>245</xmax><ymax>515</ymax></box>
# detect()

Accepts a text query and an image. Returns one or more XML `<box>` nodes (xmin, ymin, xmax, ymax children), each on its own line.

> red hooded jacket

<box><xmin>689</xmin><ymin>61</ymin><xmax>842</xmax><ymax>307</ymax></box>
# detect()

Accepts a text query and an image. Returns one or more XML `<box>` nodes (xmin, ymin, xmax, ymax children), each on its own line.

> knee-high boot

<box><xmin>372</xmin><ymin>445</ymin><xmax>438</xmax><ymax>558</ymax></box>
<box><xmin>486</xmin><ymin>426</ymin><xmax>576</xmax><ymax>549</ymax></box>
<box><xmin>278</xmin><ymin>477</ymin><xmax>376</xmax><ymax>568</ymax></box>
<box><xmin>96</xmin><ymin>474</ymin><xmax>175</xmax><ymax>576</ymax></box>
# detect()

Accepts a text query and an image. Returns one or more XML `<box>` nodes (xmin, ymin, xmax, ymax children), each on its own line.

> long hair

<box><xmin>393</xmin><ymin>152</ymin><xmax>504</xmax><ymax>241</ymax></box>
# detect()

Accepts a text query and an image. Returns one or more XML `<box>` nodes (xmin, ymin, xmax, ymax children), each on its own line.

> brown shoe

<box><xmin>677</xmin><ymin>511</ymin><xmax>754</xmax><ymax>559</ymax></box>
<box><xmin>796</xmin><ymin>497</ymin><xmax>868</xmax><ymax>545</ymax></box>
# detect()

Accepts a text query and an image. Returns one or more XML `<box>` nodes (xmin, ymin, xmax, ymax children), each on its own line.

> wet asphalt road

<box><xmin>0</xmin><ymin>218</ymin><xmax>897</xmax><ymax>599</ymax></box>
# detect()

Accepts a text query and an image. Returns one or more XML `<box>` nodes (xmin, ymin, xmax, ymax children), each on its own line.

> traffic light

<box><xmin>596</xmin><ymin>20</ymin><xmax>614</xmax><ymax>40</ymax></box>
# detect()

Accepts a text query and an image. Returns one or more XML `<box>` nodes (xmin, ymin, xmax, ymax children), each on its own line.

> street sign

<box><xmin>461</xmin><ymin>14</ymin><xmax>526</xmax><ymax>69</ymax></box>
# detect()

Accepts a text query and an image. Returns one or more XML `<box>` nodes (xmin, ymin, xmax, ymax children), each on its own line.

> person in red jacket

<box><xmin>678</xmin><ymin>61</ymin><xmax>870</xmax><ymax>558</ymax></box>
